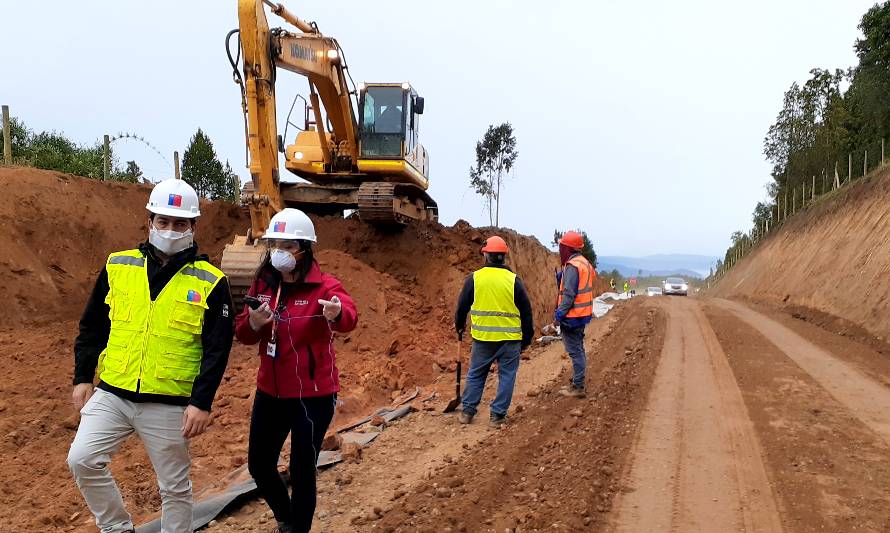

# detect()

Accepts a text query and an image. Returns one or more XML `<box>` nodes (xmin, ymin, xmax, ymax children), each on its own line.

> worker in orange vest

<box><xmin>555</xmin><ymin>231</ymin><xmax>595</xmax><ymax>398</ymax></box>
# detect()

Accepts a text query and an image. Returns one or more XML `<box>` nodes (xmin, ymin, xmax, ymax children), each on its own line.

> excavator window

<box><xmin>359</xmin><ymin>86</ymin><xmax>406</xmax><ymax>157</ymax></box>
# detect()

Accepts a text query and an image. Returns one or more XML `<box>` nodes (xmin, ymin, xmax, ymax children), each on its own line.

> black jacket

<box><xmin>454</xmin><ymin>263</ymin><xmax>534</xmax><ymax>349</ymax></box>
<box><xmin>74</xmin><ymin>242</ymin><xmax>234</xmax><ymax>411</ymax></box>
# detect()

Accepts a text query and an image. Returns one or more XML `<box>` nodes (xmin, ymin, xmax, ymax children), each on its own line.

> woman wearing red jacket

<box><xmin>235</xmin><ymin>209</ymin><xmax>357</xmax><ymax>533</ymax></box>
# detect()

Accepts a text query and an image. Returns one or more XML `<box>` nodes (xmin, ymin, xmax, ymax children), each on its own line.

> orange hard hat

<box><xmin>559</xmin><ymin>231</ymin><xmax>584</xmax><ymax>250</ymax></box>
<box><xmin>481</xmin><ymin>236</ymin><xmax>509</xmax><ymax>254</ymax></box>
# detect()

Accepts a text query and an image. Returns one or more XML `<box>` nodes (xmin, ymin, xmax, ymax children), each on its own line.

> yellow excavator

<box><xmin>222</xmin><ymin>0</ymin><xmax>437</xmax><ymax>301</ymax></box>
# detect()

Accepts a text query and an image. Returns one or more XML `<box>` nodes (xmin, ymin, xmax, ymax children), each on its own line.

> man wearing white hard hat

<box><xmin>68</xmin><ymin>178</ymin><xmax>234</xmax><ymax>533</ymax></box>
<box><xmin>235</xmin><ymin>208</ymin><xmax>357</xmax><ymax>533</ymax></box>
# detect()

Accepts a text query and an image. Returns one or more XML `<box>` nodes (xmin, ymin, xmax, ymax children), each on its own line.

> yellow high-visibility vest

<box><xmin>470</xmin><ymin>267</ymin><xmax>522</xmax><ymax>342</ymax></box>
<box><xmin>98</xmin><ymin>249</ymin><xmax>224</xmax><ymax>397</ymax></box>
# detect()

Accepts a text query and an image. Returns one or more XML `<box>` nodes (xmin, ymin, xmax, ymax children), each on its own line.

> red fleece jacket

<box><xmin>235</xmin><ymin>261</ymin><xmax>358</xmax><ymax>398</ymax></box>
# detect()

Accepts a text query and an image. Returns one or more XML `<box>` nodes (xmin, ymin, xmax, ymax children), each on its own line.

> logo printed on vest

<box><xmin>168</xmin><ymin>194</ymin><xmax>183</xmax><ymax>207</ymax></box>
<box><xmin>294</xmin><ymin>299</ymin><xmax>309</xmax><ymax>306</ymax></box>
<box><xmin>186</xmin><ymin>290</ymin><xmax>202</xmax><ymax>303</ymax></box>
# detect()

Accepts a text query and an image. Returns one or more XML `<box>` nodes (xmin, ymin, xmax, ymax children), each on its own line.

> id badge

<box><xmin>266</xmin><ymin>341</ymin><xmax>277</xmax><ymax>358</ymax></box>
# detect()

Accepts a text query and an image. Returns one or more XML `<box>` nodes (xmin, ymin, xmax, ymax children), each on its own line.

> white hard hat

<box><xmin>146</xmin><ymin>179</ymin><xmax>201</xmax><ymax>218</ymax></box>
<box><xmin>262</xmin><ymin>208</ymin><xmax>317</xmax><ymax>242</ymax></box>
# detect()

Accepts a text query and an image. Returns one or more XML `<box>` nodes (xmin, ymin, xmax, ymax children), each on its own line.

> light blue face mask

<box><xmin>270</xmin><ymin>248</ymin><xmax>297</xmax><ymax>273</ymax></box>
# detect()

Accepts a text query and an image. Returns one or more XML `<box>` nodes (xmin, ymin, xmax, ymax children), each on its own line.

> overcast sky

<box><xmin>2</xmin><ymin>0</ymin><xmax>878</xmax><ymax>257</ymax></box>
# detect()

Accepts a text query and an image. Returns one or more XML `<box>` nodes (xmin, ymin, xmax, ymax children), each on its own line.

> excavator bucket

<box><xmin>221</xmin><ymin>235</ymin><xmax>268</xmax><ymax>310</ymax></box>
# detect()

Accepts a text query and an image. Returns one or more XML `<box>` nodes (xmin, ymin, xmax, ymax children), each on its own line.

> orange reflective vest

<box><xmin>558</xmin><ymin>255</ymin><xmax>595</xmax><ymax>318</ymax></box>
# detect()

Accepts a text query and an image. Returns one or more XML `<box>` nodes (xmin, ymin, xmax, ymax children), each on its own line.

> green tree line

<box><xmin>2</xmin><ymin>116</ymin><xmax>240</xmax><ymax>201</ymax></box>
<box><xmin>717</xmin><ymin>2</ymin><xmax>890</xmax><ymax>276</ymax></box>
<box><xmin>2</xmin><ymin>116</ymin><xmax>132</xmax><ymax>181</ymax></box>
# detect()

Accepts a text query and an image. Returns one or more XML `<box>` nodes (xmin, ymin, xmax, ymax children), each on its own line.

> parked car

<box><xmin>663</xmin><ymin>277</ymin><xmax>688</xmax><ymax>296</ymax></box>
<box><xmin>646</xmin><ymin>287</ymin><xmax>663</xmax><ymax>296</ymax></box>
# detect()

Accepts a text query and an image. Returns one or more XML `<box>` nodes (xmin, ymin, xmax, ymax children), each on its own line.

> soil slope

<box><xmin>712</xmin><ymin>164</ymin><xmax>890</xmax><ymax>341</ymax></box>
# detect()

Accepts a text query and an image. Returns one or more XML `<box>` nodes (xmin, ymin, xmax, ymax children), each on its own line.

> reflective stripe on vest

<box><xmin>470</xmin><ymin>267</ymin><xmax>522</xmax><ymax>342</ymax></box>
<box><xmin>98</xmin><ymin>249</ymin><xmax>225</xmax><ymax>397</ymax></box>
<box><xmin>559</xmin><ymin>255</ymin><xmax>595</xmax><ymax>319</ymax></box>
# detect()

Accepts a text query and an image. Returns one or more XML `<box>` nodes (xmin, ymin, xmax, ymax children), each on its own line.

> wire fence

<box><xmin>1</xmin><ymin>103</ymin><xmax>178</xmax><ymax>183</ymax></box>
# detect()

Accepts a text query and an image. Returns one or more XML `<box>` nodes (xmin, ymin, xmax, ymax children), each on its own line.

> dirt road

<box><xmin>193</xmin><ymin>296</ymin><xmax>890</xmax><ymax>532</ymax></box>
<box><xmin>610</xmin><ymin>297</ymin><xmax>782</xmax><ymax>532</ymax></box>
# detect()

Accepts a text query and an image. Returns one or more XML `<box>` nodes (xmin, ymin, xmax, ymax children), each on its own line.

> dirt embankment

<box><xmin>712</xmin><ymin>164</ymin><xmax>890</xmax><ymax>341</ymax></box>
<box><xmin>0</xmin><ymin>167</ymin><xmax>247</xmax><ymax>327</ymax></box>
<box><xmin>0</xmin><ymin>166</ymin><xmax>568</xmax><ymax>531</ymax></box>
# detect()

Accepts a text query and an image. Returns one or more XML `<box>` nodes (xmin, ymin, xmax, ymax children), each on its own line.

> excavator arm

<box><xmin>237</xmin><ymin>0</ymin><xmax>284</xmax><ymax>240</ymax></box>
<box><xmin>237</xmin><ymin>0</ymin><xmax>358</xmax><ymax>240</ymax></box>
<box><xmin>272</xmin><ymin>31</ymin><xmax>358</xmax><ymax>164</ymax></box>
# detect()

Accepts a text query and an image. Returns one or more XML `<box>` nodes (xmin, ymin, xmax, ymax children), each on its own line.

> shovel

<box><xmin>444</xmin><ymin>336</ymin><xmax>463</xmax><ymax>413</ymax></box>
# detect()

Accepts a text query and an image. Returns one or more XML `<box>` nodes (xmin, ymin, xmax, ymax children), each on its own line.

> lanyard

<box><xmin>270</xmin><ymin>283</ymin><xmax>283</xmax><ymax>343</ymax></box>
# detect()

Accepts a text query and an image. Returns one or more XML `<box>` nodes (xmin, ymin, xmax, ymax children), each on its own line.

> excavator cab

<box><xmin>358</xmin><ymin>83</ymin><xmax>424</xmax><ymax>159</ymax></box>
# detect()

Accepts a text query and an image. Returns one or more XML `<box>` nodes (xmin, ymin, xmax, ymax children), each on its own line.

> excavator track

<box><xmin>220</xmin><ymin>235</ymin><xmax>268</xmax><ymax>309</ymax></box>
<box><xmin>357</xmin><ymin>182</ymin><xmax>438</xmax><ymax>225</ymax></box>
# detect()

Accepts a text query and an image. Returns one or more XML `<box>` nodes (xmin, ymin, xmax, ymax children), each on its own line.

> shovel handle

<box><xmin>455</xmin><ymin>339</ymin><xmax>462</xmax><ymax>395</ymax></box>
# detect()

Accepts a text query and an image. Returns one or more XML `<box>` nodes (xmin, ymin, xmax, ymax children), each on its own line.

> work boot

<box><xmin>458</xmin><ymin>412</ymin><xmax>474</xmax><ymax>424</ymax></box>
<box><xmin>275</xmin><ymin>522</ymin><xmax>294</xmax><ymax>533</ymax></box>
<box><xmin>490</xmin><ymin>413</ymin><xmax>507</xmax><ymax>427</ymax></box>
<box><xmin>559</xmin><ymin>385</ymin><xmax>586</xmax><ymax>398</ymax></box>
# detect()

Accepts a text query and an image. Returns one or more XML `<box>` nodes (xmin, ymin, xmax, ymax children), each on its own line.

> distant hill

<box><xmin>598</xmin><ymin>254</ymin><xmax>718</xmax><ymax>278</ymax></box>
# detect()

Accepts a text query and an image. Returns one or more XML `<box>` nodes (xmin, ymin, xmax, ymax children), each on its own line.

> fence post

<box><xmin>812</xmin><ymin>175</ymin><xmax>815</xmax><ymax>201</ymax></box>
<box><xmin>865</xmin><ymin>150</ymin><xmax>868</xmax><ymax>177</ymax></box>
<box><xmin>103</xmin><ymin>134</ymin><xmax>110</xmax><ymax>181</ymax></box>
<box><xmin>883</xmin><ymin>138</ymin><xmax>885</xmax><ymax>166</ymax></box>
<box><xmin>174</xmin><ymin>151</ymin><xmax>181</xmax><ymax>180</ymax></box>
<box><xmin>848</xmin><ymin>153</ymin><xmax>852</xmax><ymax>183</ymax></box>
<box><xmin>2</xmin><ymin>105</ymin><xmax>10</xmax><ymax>165</ymax></box>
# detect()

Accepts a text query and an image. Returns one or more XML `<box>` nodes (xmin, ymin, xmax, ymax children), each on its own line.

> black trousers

<box><xmin>248</xmin><ymin>389</ymin><xmax>336</xmax><ymax>532</ymax></box>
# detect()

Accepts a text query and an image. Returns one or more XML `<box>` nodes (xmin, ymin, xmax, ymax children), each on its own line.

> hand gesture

<box><xmin>248</xmin><ymin>301</ymin><xmax>274</xmax><ymax>331</ymax></box>
<box><xmin>318</xmin><ymin>295</ymin><xmax>342</xmax><ymax>322</ymax></box>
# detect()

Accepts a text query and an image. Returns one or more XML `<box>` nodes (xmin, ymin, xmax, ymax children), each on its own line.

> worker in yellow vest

<box><xmin>454</xmin><ymin>236</ymin><xmax>534</xmax><ymax>426</ymax></box>
<box><xmin>67</xmin><ymin>178</ymin><xmax>234</xmax><ymax>533</ymax></box>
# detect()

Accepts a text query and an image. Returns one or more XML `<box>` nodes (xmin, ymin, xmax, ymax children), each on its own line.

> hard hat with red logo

<box><xmin>481</xmin><ymin>236</ymin><xmax>509</xmax><ymax>254</ymax></box>
<box><xmin>146</xmin><ymin>178</ymin><xmax>201</xmax><ymax>218</ymax></box>
<box><xmin>262</xmin><ymin>208</ymin><xmax>317</xmax><ymax>242</ymax></box>
<box><xmin>559</xmin><ymin>231</ymin><xmax>584</xmax><ymax>250</ymax></box>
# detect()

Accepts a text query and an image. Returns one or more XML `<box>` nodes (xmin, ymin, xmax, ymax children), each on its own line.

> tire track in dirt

<box><xmin>610</xmin><ymin>297</ymin><xmax>782</xmax><ymax>533</ymax></box>
<box><xmin>703</xmin><ymin>303</ymin><xmax>890</xmax><ymax>532</ymax></box>
<box><xmin>713</xmin><ymin>298</ymin><xmax>890</xmax><ymax>444</ymax></box>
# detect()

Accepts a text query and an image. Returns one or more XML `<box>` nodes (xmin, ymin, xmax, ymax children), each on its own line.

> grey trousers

<box><xmin>67</xmin><ymin>388</ymin><xmax>193</xmax><ymax>533</ymax></box>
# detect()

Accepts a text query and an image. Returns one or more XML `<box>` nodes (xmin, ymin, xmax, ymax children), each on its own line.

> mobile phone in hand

<box><xmin>244</xmin><ymin>296</ymin><xmax>262</xmax><ymax>310</ymax></box>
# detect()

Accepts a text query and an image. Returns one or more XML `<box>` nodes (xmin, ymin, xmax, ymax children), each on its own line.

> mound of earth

<box><xmin>0</xmin><ymin>166</ymin><xmax>599</xmax><ymax>531</ymax></box>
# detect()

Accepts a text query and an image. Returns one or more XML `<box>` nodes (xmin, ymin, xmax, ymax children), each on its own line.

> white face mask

<box><xmin>149</xmin><ymin>226</ymin><xmax>194</xmax><ymax>256</ymax></box>
<box><xmin>270</xmin><ymin>248</ymin><xmax>297</xmax><ymax>273</ymax></box>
